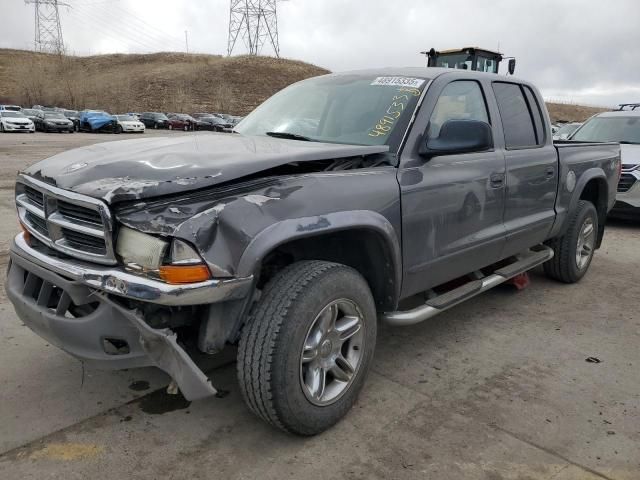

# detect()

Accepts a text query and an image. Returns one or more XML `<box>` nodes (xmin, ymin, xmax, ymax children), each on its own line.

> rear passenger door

<box><xmin>492</xmin><ymin>82</ymin><xmax>558</xmax><ymax>257</ymax></box>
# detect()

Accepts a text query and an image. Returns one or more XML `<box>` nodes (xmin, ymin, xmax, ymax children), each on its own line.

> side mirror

<box><xmin>419</xmin><ymin>119</ymin><xmax>493</xmax><ymax>158</ymax></box>
<box><xmin>508</xmin><ymin>58</ymin><xmax>516</xmax><ymax>75</ymax></box>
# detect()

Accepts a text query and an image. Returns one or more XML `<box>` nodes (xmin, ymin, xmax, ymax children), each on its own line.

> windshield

<box><xmin>116</xmin><ymin>115</ymin><xmax>136</xmax><ymax>121</ymax></box>
<box><xmin>236</xmin><ymin>74</ymin><xmax>427</xmax><ymax>148</ymax></box>
<box><xmin>64</xmin><ymin>110</ymin><xmax>78</xmax><ymax>117</ymax></box>
<box><xmin>555</xmin><ymin>123</ymin><xmax>581</xmax><ymax>137</ymax></box>
<box><xmin>1</xmin><ymin>111</ymin><xmax>26</xmax><ymax>118</ymax></box>
<box><xmin>45</xmin><ymin>113</ymin><xmax>66</xmax><ymax>119</ymax></box>
<box><xmin>572</xmin><ymin>116</ymin><xmax>640</xmax><ymax>144</ymax></box>
<box><xmin>22</xmin><ymin>109</ymin><xmax>37</xmax><ymax>115</ymax></box>
<box><xmin>154</xmin><ymin>113</ymin><xmax>169</xmax><ymax>120</ymax></box>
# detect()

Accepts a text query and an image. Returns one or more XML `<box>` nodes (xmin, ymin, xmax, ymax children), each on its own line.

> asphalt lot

<box><xmin>0</xmin><ymin>131</ymin><xmax>638</xmax><ymax>479</ymax></box>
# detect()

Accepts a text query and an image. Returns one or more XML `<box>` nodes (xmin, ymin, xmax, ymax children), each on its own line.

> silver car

<box><xmin>571</xmin><ymin>110</ymin><xmax>640</xmax><ymax>217</ymax></box>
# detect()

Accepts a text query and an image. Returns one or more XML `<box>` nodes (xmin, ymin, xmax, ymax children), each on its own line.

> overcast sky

<box><xmin>2</xmin><ymin>0</ymin><xmax>639</xmax><ymax>106</ymax></box>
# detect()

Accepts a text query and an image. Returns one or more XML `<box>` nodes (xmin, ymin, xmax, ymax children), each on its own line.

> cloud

<box><xmin>2</xmin><ymin>0</ymin><xmax>639</xmax><ymax>106</ymax></box>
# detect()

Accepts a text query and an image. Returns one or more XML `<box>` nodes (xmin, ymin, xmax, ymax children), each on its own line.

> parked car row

<box><xmin>0</xmin><ymin>104</ymin><xmax>243</xmax><ymax>134</ymax></box>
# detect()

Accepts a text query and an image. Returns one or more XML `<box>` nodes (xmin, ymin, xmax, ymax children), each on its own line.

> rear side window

<box><xmin>492</xmin><ymin>82</ymin><xmax>539</xmax><ymax>149</ymax></box>
<box><xmin>523</xmin><ymin>86</ymin><xmax>545</xmax><ymax>144</ymax></box>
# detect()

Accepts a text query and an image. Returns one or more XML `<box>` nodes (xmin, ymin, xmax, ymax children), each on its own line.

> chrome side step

<box><xmin>381</xmin><ymin>246</ymin><xmax>554</xmax><ymax>327</ymax></box>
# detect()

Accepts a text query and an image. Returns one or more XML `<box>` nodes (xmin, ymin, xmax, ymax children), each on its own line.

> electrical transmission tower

<box><xmin>227</xmin><ymin>0</ymin><xmax>280</xmax><ymax>58</ymax></box>
<box><xmin>24</xmin><ymin>0</ymin><xmax>66</xmax><ymax>54</ymax></box>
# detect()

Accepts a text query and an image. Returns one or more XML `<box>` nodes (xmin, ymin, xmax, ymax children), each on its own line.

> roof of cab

<box><xmin>329</xmin><ymin>67</ymin><xmax>527</xmax><ymax>83</ymax></box>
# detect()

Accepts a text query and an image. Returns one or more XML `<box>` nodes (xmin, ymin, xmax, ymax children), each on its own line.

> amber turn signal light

<box><xmin>19</xmin><ymin>222</ymin><xmax>31</xmax><ymax>243</ymax></box>
<box><xmin>159</xmin><ymin>264</ymin><xmax>211</xmax><ymax>284</ymax></box>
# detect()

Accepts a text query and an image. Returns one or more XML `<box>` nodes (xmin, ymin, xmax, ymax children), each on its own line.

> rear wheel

<box><xmin>237</xmin><ymin>260</ymin><xmax>377</xmax><ymax>435</ymax></box>
<box><xmin>544</xmin><ymin>200</ymin><xmax>598</xmax><ymax>283</ymax></box>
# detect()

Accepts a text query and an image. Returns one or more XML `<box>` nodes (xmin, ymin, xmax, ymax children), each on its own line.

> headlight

<box><xmin>116</xmin><ymin>227</ymin><xmax>168</xmax><ymax>270</ymax></box>
<box><xmin>116</xmin><ymin>228</ymin><xmax>212</xmax><ymax>284</ymax></box>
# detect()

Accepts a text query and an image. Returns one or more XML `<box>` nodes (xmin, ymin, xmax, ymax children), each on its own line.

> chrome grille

<box><xmin>15</xmin><ymin>175</ymin><xmax>116</xmax><ymax>265</ymax></box>
<box><xmin>618</xmin><ymin>173</ymin><xmax>636</xmax><ymax>193</ymax></box>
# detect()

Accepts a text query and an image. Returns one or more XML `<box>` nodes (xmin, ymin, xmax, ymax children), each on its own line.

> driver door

<box><xmin>399</xmin><ymin>78</ymin><xmax>507</xmax><ymax>298</ymax></box>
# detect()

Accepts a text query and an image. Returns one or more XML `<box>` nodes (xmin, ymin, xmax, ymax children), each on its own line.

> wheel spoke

<box><xmin>582</xmin><ymin>222</ymin><xmax>594</xmax><ymax>237</ymax></box>
<box><xmin>302</xmin><ymin>343</ymin><xmax>317</xmax><ymax>363</ymax></box>
<box><xmin>317</xmin><ymin>303</ymin><xmax>338</xmax><ymax>337</ymax></box>
<box><xmin>331</xmin><ymin>356</ymin><xmax>355</xmax><ymax>383</ymax></box>
<box><xmin>334</xmin><ymin>315</ymin><xmax>362</xmax><ymax>341</ymax></box>
<box><xmin>305</xmin><ymin>365</ymin><xmax>326</xmax><ymax>400</ymax></box>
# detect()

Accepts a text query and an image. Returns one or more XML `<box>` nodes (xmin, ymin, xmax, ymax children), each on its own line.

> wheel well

<box><xmin>258</xmin><ymin>229</ymin><xmax>398</xmax><ymax>311</ymax></box>
<box><xmin>579</xmin><ymin>178</ymin><xmax>607</xmax><ymax>247</ymax></box>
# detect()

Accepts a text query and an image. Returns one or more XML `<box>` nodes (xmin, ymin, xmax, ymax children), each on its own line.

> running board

<box><xmin>381</xmin><ymin>246</ymin><xmax>554</xmax><ymax>327</ymax></box>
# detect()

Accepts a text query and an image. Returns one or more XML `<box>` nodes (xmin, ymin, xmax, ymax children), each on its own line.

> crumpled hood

<box><xmin>23</xmin><ymin>133</ymin><xmax>389</xmax><ymax>204</ymax></box>
<box><xmin>621</xmin><ymin>143</ymin><xmax>640</xmax><ymax>166</ymax></box>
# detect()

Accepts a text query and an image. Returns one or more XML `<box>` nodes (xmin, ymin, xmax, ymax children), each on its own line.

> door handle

<box><xmin>545</xmin><ymin>166</ymin><xmax>556</xmax><ymax>178</ymax></box>
<box><xmin>490</xmin><ymin>173</ymin><xmax>505</xmax><ymax>188</ymax></box>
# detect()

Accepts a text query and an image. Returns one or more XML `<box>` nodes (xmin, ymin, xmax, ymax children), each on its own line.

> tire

<box><xmin>0</xmin><ymin>123</ymin><xmax>4</xmax><ymax>133</ymax></box>
<box><xmin>116</xmin><ymin>125</ymin><xmax>123</xmax><ymax>134</ymax></box>
<box><xmin>544</xmin><ymin>200</ymin><xmax>598</xmax><ymax>283</ymax></box>
<box><xmin>183</xmin><ymin>124</ymin><xmax>188</xmax><ymax>131</ymax></box>
<box><xmin>237</xmin><ymin>260</ymin><xmax>377</xmax><ymax>436</ymax></box>
<box><xmin>154</xmin><ymin>122</ymin><xmax>158</xmax><ymax>129</ymax></box>
<box><xmin>168</xmin><ymin>124</ymin><xmax>173</xmax><ymax>130</ymax></box>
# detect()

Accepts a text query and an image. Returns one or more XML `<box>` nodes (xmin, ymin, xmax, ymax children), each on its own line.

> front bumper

<box><xmin>11</xmin><ymin>233</ymin><xmax>252</xmax><ymax>306</ymax></box>
<box><xmin>6</xmin><ymin>233</ymin><xmax>253</xmax><ymax>400</ymax></box>
<box><xmin>615</xmin><ymin>170</ymin><xmax>640</xmax><ymax>209</ymax></box>
<box><xmin>44</xmin><ymin>123</ymin><xmax>73</xmax><ymax>131</ymax></box>
<box><xmin>3</xmin><ymin>123</ymin><xmax>34</xmax><ymax>132</ymax></box>
<box><xmin>123</xmin><ymin>125</ymin><xmax>145</xmax><ymax>132</ymax></box>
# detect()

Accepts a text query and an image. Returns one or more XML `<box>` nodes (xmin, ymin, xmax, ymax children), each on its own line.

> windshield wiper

<box><xmin>266</xmin><ymin>131</ymin><xmax>313</xmax><ymax>142</ymax></box>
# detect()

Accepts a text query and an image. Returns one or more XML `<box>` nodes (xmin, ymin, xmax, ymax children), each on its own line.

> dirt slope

<box><xmin>0</xmin><ymin>49</ymin><xmax>328</xmax><ymax>115</ymax></box>
<box><xmin>0</xmin><ymin>49</ymin><xmax>607</xmax><ymax>121</ymax></box>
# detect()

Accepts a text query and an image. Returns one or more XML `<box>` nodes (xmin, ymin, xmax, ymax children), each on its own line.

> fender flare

<box><xmin>236</xmin><ymin>210</ymin><xmax>403</xmax><ymax>307</ymax></box>
<box><xmin>568</xmin><ymin>167</ymin><xmax>608</xmax><ymax>214</ymax></box>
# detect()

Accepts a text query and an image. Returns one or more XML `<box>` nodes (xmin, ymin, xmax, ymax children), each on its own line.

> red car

<box><xmin>167</xmin><ymin>113</ymin><xmax>196</xmax><ymax>131</ymax></box>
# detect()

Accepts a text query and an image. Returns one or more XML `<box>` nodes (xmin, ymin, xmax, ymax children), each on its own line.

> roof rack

<box><xmin>616</xmin><ymin>103</ymin><xmax>640</xmax><ymax>111</ymax></box>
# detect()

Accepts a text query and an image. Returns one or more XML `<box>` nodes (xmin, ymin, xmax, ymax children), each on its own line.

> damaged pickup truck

<box><xmin>7</xmin><ymin>69</ymin><xmax>621</xmax><ymax>435</ymax></box>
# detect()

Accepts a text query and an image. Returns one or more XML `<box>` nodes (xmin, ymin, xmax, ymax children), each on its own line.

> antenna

<box><xmin>227</xmin><ymin>0</ymin><xmax>281</xmax><ymax>57</ymax></box>
<box><xmin>24</xmin><ymin>0</ymin><xmax>68</xmax><ymax>54</ymax></box>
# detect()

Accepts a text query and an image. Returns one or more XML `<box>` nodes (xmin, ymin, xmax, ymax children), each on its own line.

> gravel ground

<box><xmin>0</xmin><ymin>131</ymin><xmax>638</xmax><ymax>479</ymax></box>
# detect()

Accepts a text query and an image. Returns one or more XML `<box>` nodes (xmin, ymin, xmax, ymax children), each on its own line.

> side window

<box><xmin>428</xmin><ymin>80</ymin><xmax>489</xmax><ymax>138</ymax></box>
<box><xmin>523</xmin><ymin>86</ymin><xmax>545</xmax><ymax>144</ymax></box>
<box><xmin>492</xmin><ymin>82</ymin><xmax>538</xmax><ymax>148</ymax></box>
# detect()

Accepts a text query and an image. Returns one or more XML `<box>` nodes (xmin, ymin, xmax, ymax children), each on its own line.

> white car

<box><xmin>114</xmin><ymin>114</ymin><xmax>145</xmax><ymax>133</ymax></box>
<box><xmin>571</xmin><ymin>109</ymin><xmax>640</xmax><ymax>217</ymax></box>
<box><xmin>0</xmin><ymin>111</ymin><xmax>35</xmax><ymax>133</ymax></box>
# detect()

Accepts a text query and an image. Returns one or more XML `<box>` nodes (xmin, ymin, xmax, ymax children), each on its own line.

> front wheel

<box><xmin>237</xmin><ymin>260</ymin><xmax>377</xmax><ymax>435</ymax></box>
<box><xmin>544</xmin><ymin>200</ymin><xmax>598</xmax><ymax>283</ymax></box>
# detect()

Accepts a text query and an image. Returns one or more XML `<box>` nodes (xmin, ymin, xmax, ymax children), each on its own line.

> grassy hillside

<box><xmin>0</xmin><ymin>49</ymin><xmax>607</xmax><ymax>121</ymax></box>
<box><xmin>0</xmin><ymin>49</ymin><xmax>328</xmax><ymax>115</ymax></box>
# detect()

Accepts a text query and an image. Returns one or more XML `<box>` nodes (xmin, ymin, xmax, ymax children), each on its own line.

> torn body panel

<box><xmin>116</xmin><ymin>168</ymin><xmax>403</xmax><ymax>283</ymax></box>
<box><xmin>99</xmin><ymin>294</ymin><xmax>218</xmax><ymax>401</ymax></box>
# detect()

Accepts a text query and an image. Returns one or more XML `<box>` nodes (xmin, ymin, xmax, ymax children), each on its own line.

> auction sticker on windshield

<box><xmin>371</xmin><ymin>77</ymin><xmax>426</xmax><ymax>88</ymax></box>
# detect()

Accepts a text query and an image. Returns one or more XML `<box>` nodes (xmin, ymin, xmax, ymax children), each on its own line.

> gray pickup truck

<box><xmin>7</xmin><ymin>68</ymin><xmax>621</xmax><ymax>435</ymax></box>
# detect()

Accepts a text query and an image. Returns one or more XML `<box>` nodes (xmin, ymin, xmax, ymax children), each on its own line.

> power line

<box><xmin>72</xmin><ymin>3</ymin><xmax>183</xmax><ymax>52</ymax></box>
<box><xmin>228</xmin><ymin>0</ymin><xmax>281</xmax><ymax>57</ymax></box>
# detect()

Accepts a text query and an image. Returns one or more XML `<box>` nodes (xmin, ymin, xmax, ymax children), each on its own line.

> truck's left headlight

<box><xmin>116</xmin><ymin>227</ymin><xmax>212</xmax><ymax>284</ymax></box>
<box><xmin>116</xmin><ymin>226</ymin><xmax>168</xmax><ymax>270</ymax></box>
